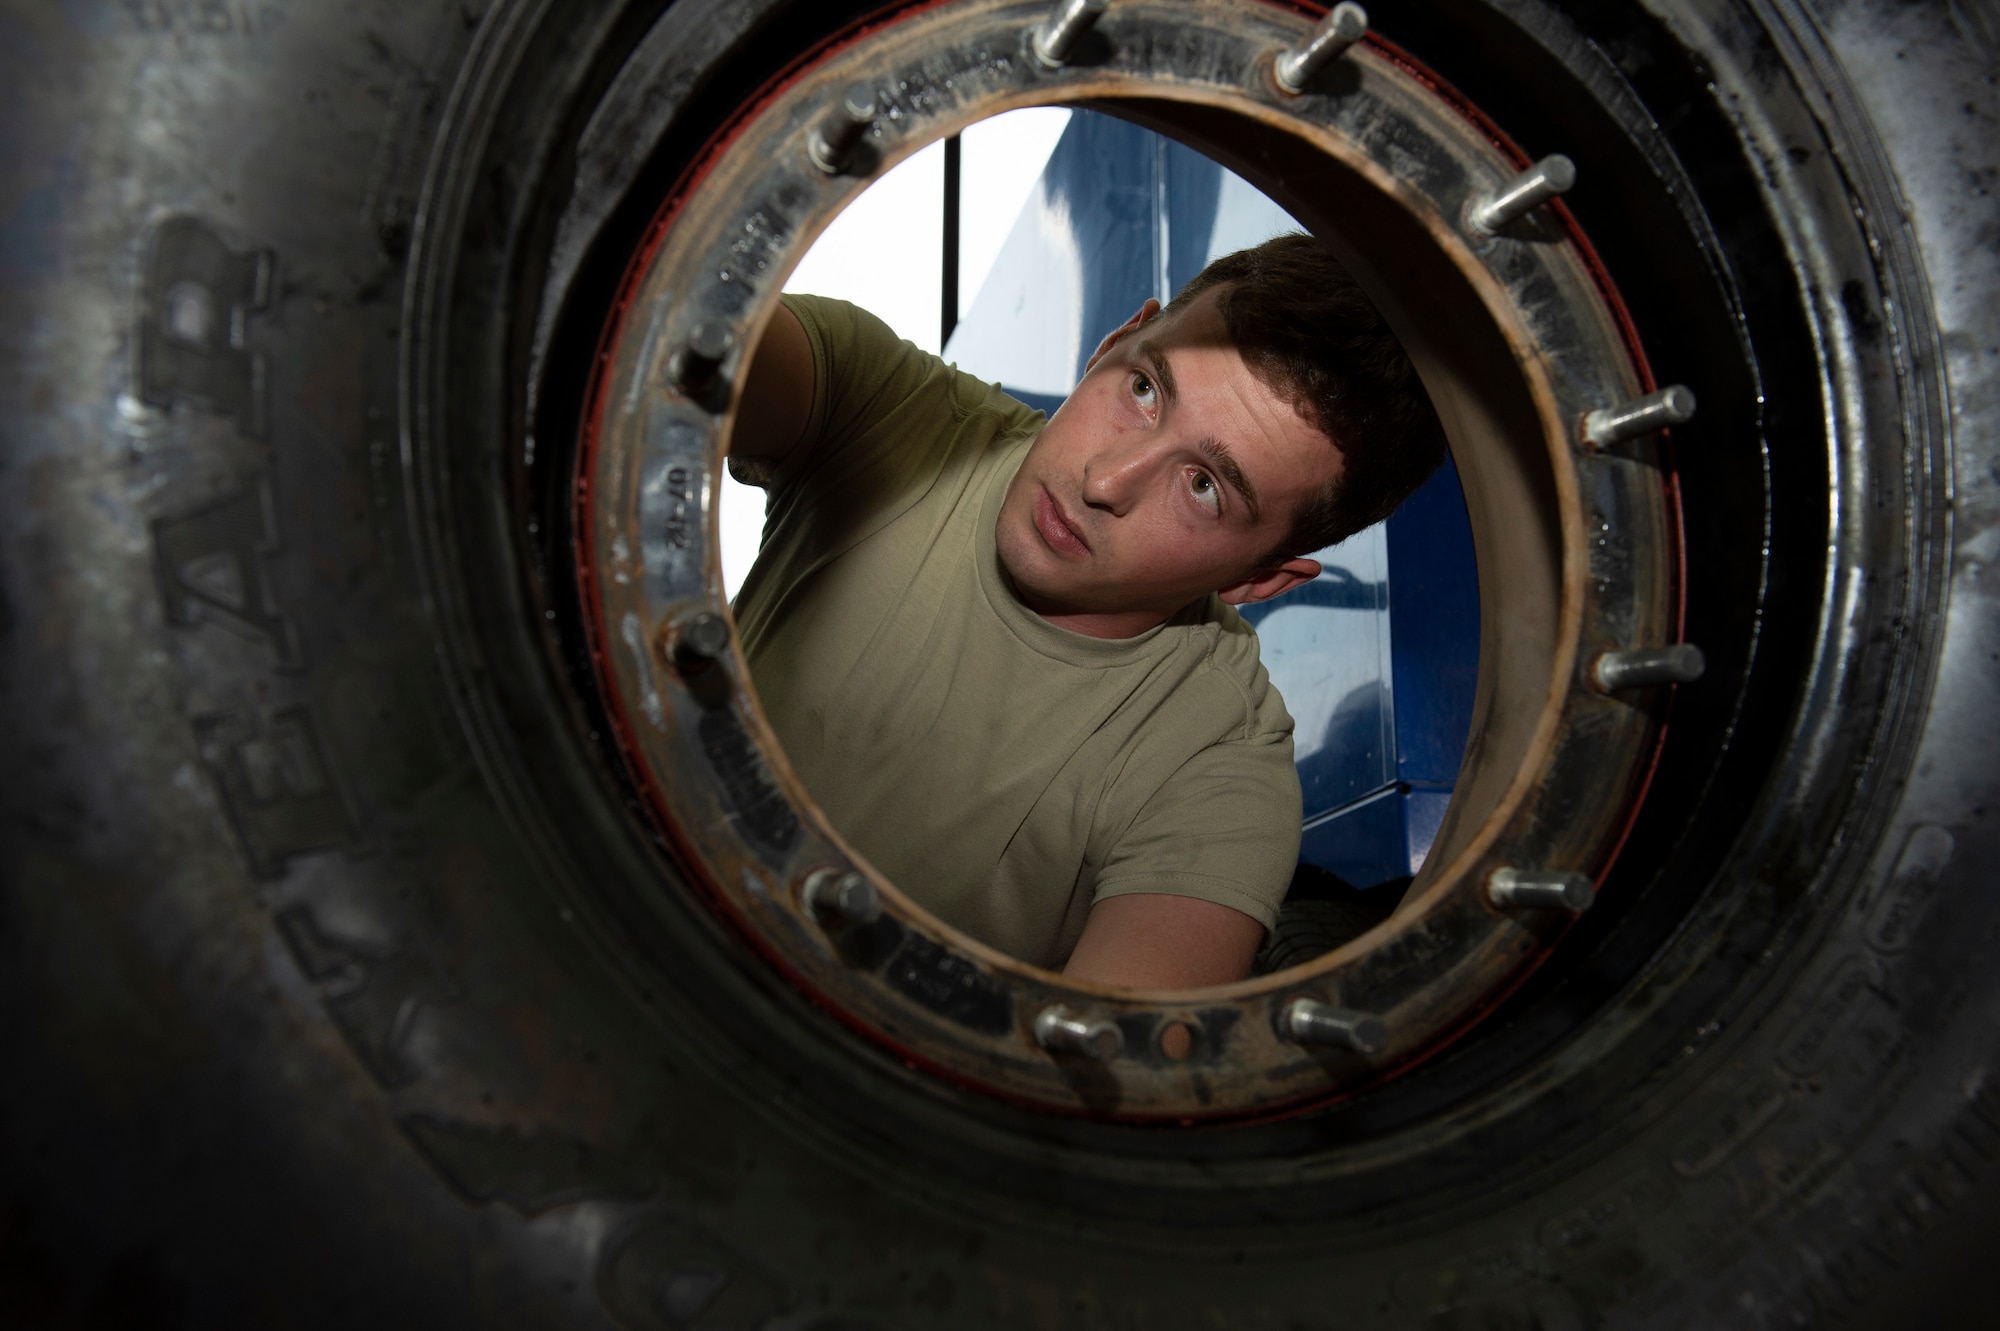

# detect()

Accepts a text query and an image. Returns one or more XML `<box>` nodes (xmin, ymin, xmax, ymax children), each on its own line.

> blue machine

<box><xmin>945</xmin><ymin>110</ymin><xmax>1479</xmax><ymax>892</ymax></box>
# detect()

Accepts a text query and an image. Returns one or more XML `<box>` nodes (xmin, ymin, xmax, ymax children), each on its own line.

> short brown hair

<box><xmin>1166</xmin><ymin>233</ymin><xmax>1447</xmax><ymax>560</ymax></box>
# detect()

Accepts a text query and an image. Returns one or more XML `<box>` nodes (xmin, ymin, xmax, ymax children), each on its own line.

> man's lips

<box><xmin>1033</xmin><ymin>485</ymin><xmax>1091</xmax><ymax>557</ymax></box>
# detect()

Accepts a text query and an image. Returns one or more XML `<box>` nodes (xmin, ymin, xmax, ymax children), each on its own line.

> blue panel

<box><xmin>1386</xmin><ymin>457</ymin><xmax>1480</xmax><ymax>786</ymax></box>
<box><xmin>1297</xmin><ymin>785</ymin><xmax>1455</xmax><ymax>889</ymax></box>
<box><xmin>1163</xmin><ymin>137</ymin><xmax>1224</xmax><ymax>295</ymax></box>
<box><xmin>1049</xmin><ymin>116</ymin><xmax>1177</xmax><ymax>381</ymax></box>
<box><xmin>1298</xmin><ymin>788</ymin><xmax>1407</xmax><ymax>890</ymax></box>
<box><xmin>950</xmin><ymin>113</ymin><xmax>1248</xmax><ymax>393</ymax></box>
<box><xmin>1403</xmin><ymin>787</ymin><xmax>1454</xmax><ymax>877</ymax></box>
<box><xmin>1237</xmin><ymin>526</ymin><xmax>1395</xmax><ymax>820</ymax></box>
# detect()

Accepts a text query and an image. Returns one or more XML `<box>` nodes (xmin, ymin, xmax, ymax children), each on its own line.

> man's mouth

<box><xmin>1033</xmin><ymin>485</ymin><xmax>1091</xmax><ymax>557</ymax></box>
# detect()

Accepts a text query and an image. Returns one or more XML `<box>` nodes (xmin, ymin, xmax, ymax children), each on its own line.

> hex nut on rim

<box><xmin>1282</xmin><ymin>998</ymin><xmax>1387</xmax><ymax>1054</ymax></box>
<box><xmin>807</xmin><ymin>84</ymin><xmax>878</xmax><ymax>174</ymax></box>
<box><xmin>1467</xmin><ymin>154</ymin><xmax>1576</xmax><ymax>235</ymax></box>
<box><xmin>1584</xmin><ymin>385</ymin><xmax>1697</xmax><ymax>449</ymax></box>
<box><xmin>1273</xmin><ymin>2</ymin><xmax>1367</xmax><ymax>94</ymax></box>
<box><xmin>670</xmin><ymin>319</ymin><xmax>733</xmax><ymax>396</ymax></box>
<box><xmin>800</xmin><ymin>867</ymin><xmax>880</xmax><ymax>929</ymax></box>
<box><xmin>1487</xmin><ymin>868</ymin><xmax>1596</xmax><ymax>913</ymax></box>
<box><xmin>665</xmin><ymin>611</ymin><xmax>730</xmax><ymax>672</ymax></box>
<box><xmin>1030</xmin><ymin>0</ymin><xmax>1109</xmax><ymax>68</ymax></box>
<box><xmin>1593</xmin><ymin>644</ymin><xmax>1706</xmax><ymax>692</ymax></box>
<box><xmin>1033</xmin><ymin>1005</ymin><xmax>1122</xmax><ymax>1059</ymax></box>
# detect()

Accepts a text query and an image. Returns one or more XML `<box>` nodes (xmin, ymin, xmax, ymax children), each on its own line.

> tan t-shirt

<box><xmin>733</xmin><ymin>295</ymin><xmax>1301</xmax><ymax>968</ymax></box>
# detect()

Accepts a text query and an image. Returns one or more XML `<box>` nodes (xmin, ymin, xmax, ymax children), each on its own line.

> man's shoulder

<box><xmin>1083</xmin><ymin>596</ymin><xmax>1294</xmax><ymax>758</ymax></box>
<box><xmin>784</xmin><ymin>292</ymin><xmax>1044</xmax><ymax>440</ymax></box>
<box><xmin>1184</xmin><ymin>599</ymin><xmax>1287</xmax><ymax>719</ymax></box>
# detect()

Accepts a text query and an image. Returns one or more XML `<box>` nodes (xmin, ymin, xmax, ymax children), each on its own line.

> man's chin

<box><xmin>995</xmin><ymin>502</ymin><xmax>1043</xmax><ymax>572</ymax></box>
<box><xmin>996</xmin><ymin>521</ymin><xmax>1081</xmax><ymax>613</ymax></box>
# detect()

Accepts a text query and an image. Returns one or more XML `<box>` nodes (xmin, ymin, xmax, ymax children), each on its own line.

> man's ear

<box><xmin>1217</xmin><ymin>557</ymin><xmax>1321</xmax><ymax>606</ymax></box>
<box><xmin>1082</xmin><ymin>298</ymin><xmax>1163</xmax><ymax>372</ymax></box>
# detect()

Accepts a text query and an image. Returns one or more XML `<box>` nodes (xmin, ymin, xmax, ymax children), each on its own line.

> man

<box><xmin>727</xmin><ymin>234</ymin><xmax>1444</xmax><ymax>989</ymax></box>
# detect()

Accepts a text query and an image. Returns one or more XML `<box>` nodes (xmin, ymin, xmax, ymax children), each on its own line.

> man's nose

<box><xmin>1080</xmin><ymin>437</ymin><xmax>1166</xmax><ymax>515</ymax></box>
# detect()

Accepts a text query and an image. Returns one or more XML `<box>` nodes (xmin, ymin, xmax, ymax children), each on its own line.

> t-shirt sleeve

<box><xmin>1088</xmin><ymin>739</ymin><xmax>1303</xmax><ymax>932</ymax></box>
<box><xmin>760</xmin><ymin>294</ymin><xmax>966</xmax><ymax>501</ymax></box>
<box><xmin>728</xmin><ymin>292</ymin><xmax>1039</xmax><ymax>645</ymax></box>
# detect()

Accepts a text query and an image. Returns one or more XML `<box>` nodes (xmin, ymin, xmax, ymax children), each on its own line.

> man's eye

<box><xmin>1131</xmin><ymin>371</ymin><xmax>1156</xmax><ymax>407</ymax></box>
<box><xmin>1188</xmin><ymin>469</ymin><xmax>1221</xmax><ymax>515</ymax></box>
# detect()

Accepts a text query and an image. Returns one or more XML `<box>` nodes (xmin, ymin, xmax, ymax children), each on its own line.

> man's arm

<box><xmin>1061</xmin><ymin>728</ymin><xmax>1297</xmax><ymax>989</ymax></box>
<box><xmin>729</xmin><ymin>300</ymin><xmax>816</xmax><ymax>467</ymax></box>
<box><xmin>1062</xmin><ymin>893</ymin><xmax>1265</xmax><ymax>988</ymax></box>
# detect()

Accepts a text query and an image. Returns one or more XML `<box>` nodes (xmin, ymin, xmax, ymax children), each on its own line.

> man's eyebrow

<box><xmin>1135</xmin><ymin>339</ymin><xmax>1178</xmax><ymax>407</ymax></box>
<box><xmin>1133</xmin><ymin>339</ymin><xmax>1258</xmax><ymax>519</ymax></box>
<box><xmin>1199</xmin><ymin>437</ymin><xmax>1260</xmax><ymax>521</ymax></box>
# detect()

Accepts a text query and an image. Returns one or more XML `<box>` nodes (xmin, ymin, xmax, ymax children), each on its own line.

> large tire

<box><xmin>2</xmin><ymin>0</ymin><xmax>1994</xmax><ymax>1326</ymax></box>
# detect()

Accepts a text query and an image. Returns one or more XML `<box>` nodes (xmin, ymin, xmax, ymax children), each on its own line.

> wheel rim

<box><xmin>565</xmin><ymin>0</ymin><xmax>1690</xmax><ymax>1118</ymax></box>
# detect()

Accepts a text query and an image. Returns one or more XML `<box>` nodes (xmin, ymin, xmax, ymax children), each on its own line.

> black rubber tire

<box><xmin>3</xmin><ymin>1</ymin><xmax>1996</xmax><ymax>1327</ymax></box>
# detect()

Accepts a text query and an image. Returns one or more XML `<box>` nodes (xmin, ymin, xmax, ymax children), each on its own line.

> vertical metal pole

<box><xmin>1154</xmin><ymin>133</ymin><xmax>1172</xmax><ymax>305</ymax></box>
<box><xmin>942</xmin><ymin>133</ymin><xmax>962</xmax><ymax>350</ymax></box>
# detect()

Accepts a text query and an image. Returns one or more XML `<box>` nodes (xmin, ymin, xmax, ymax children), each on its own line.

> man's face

<box><xmin>996</xmin><ymin>286</ymin><xmax>1339</xmax><ymax>639</ymax></box>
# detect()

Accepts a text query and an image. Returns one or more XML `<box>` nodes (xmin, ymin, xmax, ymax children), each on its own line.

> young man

<box><xmin>727</xmin><ymin>234</ymin><xmax>1444</xmax><ymax>989</ymax></box>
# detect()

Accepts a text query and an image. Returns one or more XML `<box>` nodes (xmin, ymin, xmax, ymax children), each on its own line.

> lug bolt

<box><xmin>1487</xmin><ymin>868</ymin><xmax>1596</xmax><ymax>912</ymax></box>
<box><xmin>668</xmin><ymin>610</ymin><xmax>730</xmax><ymax>671</ymax></box>
<box><xmin>1031</xmin><ymin>0</ymin><xmax>1109</xmax><ymax>68</ymax></box>
<box><xmin>808</xmin><ymin>84</ymin><xmax>878</xmax><ymax>174</ymax></box>
<box><xmin>1467</xmin><ymin>154</ymin><xmax>1576</xmax><ymax>235</ymax></box>
<box><xmin>1033</xmin><ymin>1004</ymin><xmax>1122</xmax><ymax>1058</ymax></box>
<box><xmin>1583</xmin><ymin>385</ymin><xmax>1697</xmax><ymax>449</ymax></box>
<box><xmin>800</xmin><ymin>867</ymin><xmax>880</xmax><ymax>929</ymax></box>
<box><xmin>671</xmin><ymin>320</ymin><xmax>734</xmax><ymax>395</ymax></box>
<box><xmin>1281</xmin><ymin>997</ymin><xmax>1386</xmax><ymax>1054</ymax></box>
<box><xmin>1274</xmin><ymin>2</ymin><xmax>1368</xmax><ymax>94</ymax></box>
<box><xmin>1592</xmin><ymin>644</ymin><xmax>1706</xmax><ymax>692</ymax></box>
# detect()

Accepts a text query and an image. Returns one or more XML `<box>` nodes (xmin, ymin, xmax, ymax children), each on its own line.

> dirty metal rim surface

<box><xmin>571</xmin><ymin>0</ymin><xmax>1688</xmax><ymax>1119</ymax></box>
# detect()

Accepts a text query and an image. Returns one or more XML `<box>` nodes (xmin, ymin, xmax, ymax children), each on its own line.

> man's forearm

<box><xmin>1062</xmin><ymin>892</ymin><xmax>1265</xmax><ymax>989</ymax></box>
